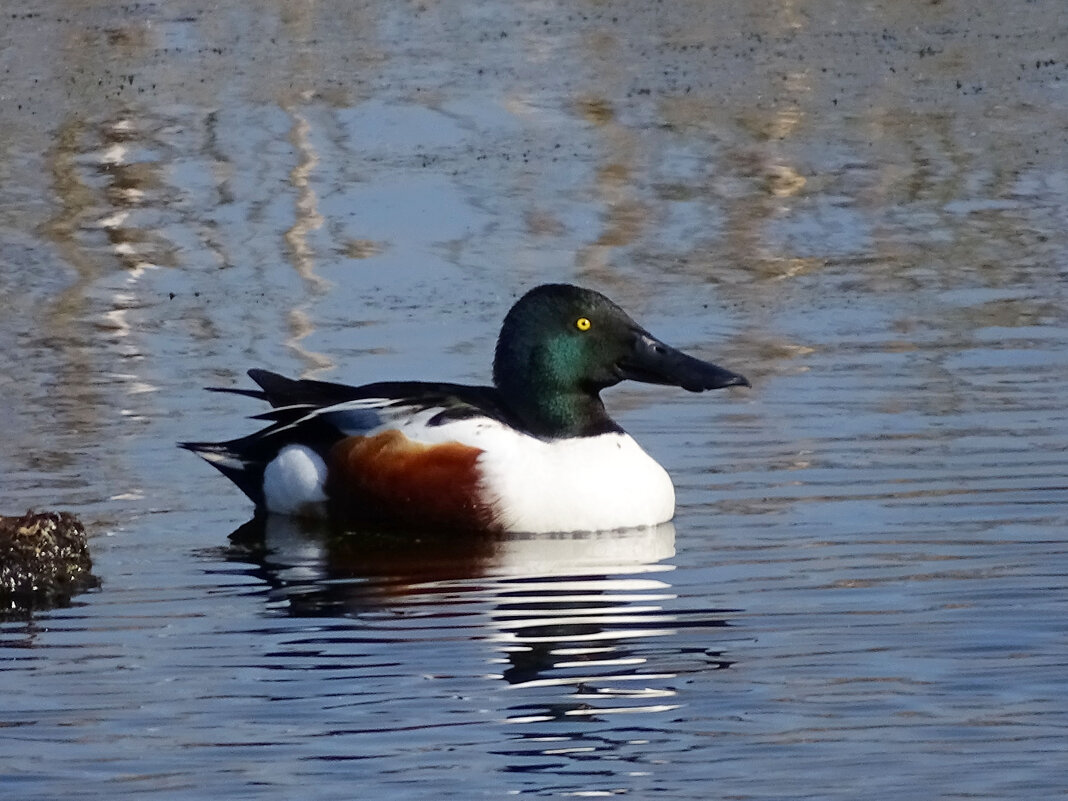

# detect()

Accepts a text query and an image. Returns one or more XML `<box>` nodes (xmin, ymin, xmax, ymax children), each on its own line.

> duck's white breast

<box><xmin>471</xmin><ymin>426</ymin><xmax>676</xmax><ymax>533</ymax></box>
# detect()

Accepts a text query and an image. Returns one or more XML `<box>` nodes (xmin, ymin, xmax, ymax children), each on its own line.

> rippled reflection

<box><xmin>226</xmin><ymin>517</ymin><xmax>733</xmax><ymax>722</ymax></box>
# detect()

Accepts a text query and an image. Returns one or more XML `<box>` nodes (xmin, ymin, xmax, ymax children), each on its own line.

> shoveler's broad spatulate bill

<box><xmin>182</xmin><ymin>283</ymin><xmax>749</xmax><ymax>533</ymax></box>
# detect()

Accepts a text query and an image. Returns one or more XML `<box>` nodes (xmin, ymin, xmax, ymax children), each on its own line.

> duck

<box><xmin>181</xmin><ymin>283</ymin><xmax>749</xmax><ymax>533</ymax></box>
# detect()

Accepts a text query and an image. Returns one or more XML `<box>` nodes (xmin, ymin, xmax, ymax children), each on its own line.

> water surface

<box><xmin>1</xmin><ymin>1</ymin><xmax>1066</xmax><ymax>798</ymax></box>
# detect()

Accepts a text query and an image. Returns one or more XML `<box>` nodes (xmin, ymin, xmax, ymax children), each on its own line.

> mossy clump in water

<box><xmin>0</xmin><ymin>511</ymin><xmax>99</xmax><ymax>617</ymax></box>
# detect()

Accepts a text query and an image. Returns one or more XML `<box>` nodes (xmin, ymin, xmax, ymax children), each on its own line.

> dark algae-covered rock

<box><xmin>0</xmin><ymin>511</ymin><xmax>99</xmax><ymax>616</ymax></box>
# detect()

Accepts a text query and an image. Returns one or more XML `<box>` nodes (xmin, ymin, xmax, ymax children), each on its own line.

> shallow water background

<box><xmin>2</xmin><ymin>1</ymin><xmax>1067</xmax><ymax>798</ymax></box>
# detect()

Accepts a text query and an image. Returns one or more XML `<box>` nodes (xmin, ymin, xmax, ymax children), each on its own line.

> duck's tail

<box><xmin>179</xmin><ymin>434</ymin><xmax>270</xmax><ymax>507</ymax></box>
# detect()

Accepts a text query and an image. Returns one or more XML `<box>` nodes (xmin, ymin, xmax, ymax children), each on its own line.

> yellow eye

<box><xmin>575</xmin><ymin>316</ymin><xmax>592</xmax><ymax>332</ymax></box>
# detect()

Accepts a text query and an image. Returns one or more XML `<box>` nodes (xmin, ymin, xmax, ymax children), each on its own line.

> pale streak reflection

<box><xmin>85</xmin><ymin>116</ymin><xmax>163</xmax><ymax>419</ymax></box>
<box><xmin>228</xmin><ymin>518</ymin><xmax>715</xmax><ymax>721</ymax></box>
<box><xmin>282</xmin><ymin>100</ymin><xmax>334</xmax><ymax>376</ymax></box>
<box><xmin>42</xmin><ymin>113</ymin><xmax>166</xmax><ymax>431</ymax></box>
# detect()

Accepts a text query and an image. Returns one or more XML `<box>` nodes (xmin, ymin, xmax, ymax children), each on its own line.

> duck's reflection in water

<box><xmin>226</xmin><ymin>516</ymin><xmax>733</xmax><ymax>722</ymax></box>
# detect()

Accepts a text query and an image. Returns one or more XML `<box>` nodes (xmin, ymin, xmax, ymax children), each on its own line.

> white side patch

<box><xmin>262</xmin><ymin>444</ymin><xmax>328</xmax><ymax>516</ymax></box>
<box><xmin>476</xmin><ymin>429</ymin><xmax>676</xmax><ymax>533</ymax></box>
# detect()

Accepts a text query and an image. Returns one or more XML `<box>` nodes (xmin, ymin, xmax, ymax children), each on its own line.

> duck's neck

<box><xmin>494</xmin><ymin>328</ymin><xmax>622</xmax><ymax>439</ymax></box>
<box><xmin>497</xmin><ymin>379</ymin><xmax>620</xmax><ymax>439</ymax></box>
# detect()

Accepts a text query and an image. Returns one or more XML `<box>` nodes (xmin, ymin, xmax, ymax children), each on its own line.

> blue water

<box><xmin>2</xmin><ymin>1</ymin><xmax>1067</xmax><ymax>798</ymax></box>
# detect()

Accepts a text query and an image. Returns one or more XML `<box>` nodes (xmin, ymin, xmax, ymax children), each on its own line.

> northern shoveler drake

<box><xmin>181</xmin><ymin>283</ymin><xmax>749</xmax><ymax>533</ymax></box>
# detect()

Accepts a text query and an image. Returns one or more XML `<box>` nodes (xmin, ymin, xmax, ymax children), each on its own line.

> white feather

<box><xmin>262</xmin><ymin>444</ymin><xmax>328</xmax><ymax>515</ymax></box>
<box><xmin>478</xmin><ymin>429</ymin><xmax>676</xmax><ymax>533</ymax></box>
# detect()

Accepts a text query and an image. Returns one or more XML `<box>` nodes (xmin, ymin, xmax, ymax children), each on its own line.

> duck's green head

<box><xmin>492</xmin><ymin>283</ymin><xmax>749</xmax><ymax>438</ymax></box>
